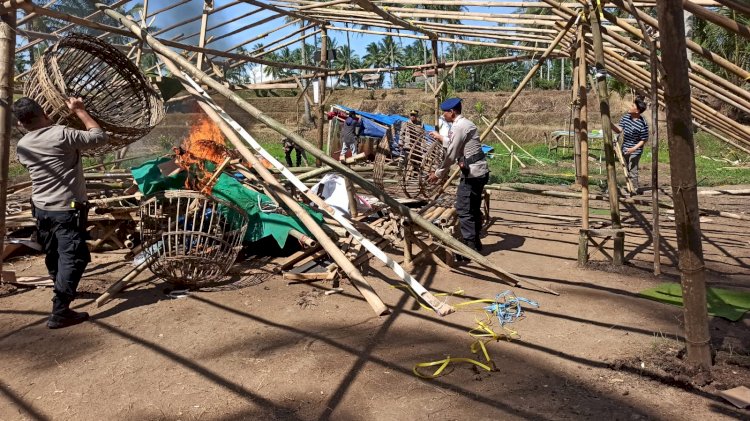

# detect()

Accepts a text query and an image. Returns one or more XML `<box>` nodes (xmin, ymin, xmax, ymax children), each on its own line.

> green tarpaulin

<box><xmin>639</xmin><ymin>282</ymin><xmax>750</xmax><ymax>322</ymax></box>
<box><xmin>130</xmin><ymin>158</ymin><xmax>322</xmax><ymax>248</ymax></box>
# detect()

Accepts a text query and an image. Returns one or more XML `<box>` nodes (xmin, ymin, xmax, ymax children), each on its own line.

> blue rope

<box><xmin>483</xmin><ymin>290</ymin><xmax>539</xmax><ymax>326</ymax></box>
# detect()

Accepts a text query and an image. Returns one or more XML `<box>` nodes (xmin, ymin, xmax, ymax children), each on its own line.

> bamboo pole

<box><xmin>195</xmin><ymin>2</ymin><xmax>210</xmax><ymax>70</ymax></box>
<box><xmin>100</xmin><ymin>4</ymin><xmax>554</xmax><ymax>295</ymax></box>
<box><xmin>608</xmin><ymin>0</ymin><xmax>750</xmax><ymax>81</ymax></box>
<box><xmin>317</xmin><ymin>25</ymin><xmax>328</xmax><ymax>167</ymax></box>
<box><xmin>655</xmin><ymin>0</ymin><xmax>711</xmax><ymax>370</ymax></box>
<box><xmin>351</xmin><ymin>0</ymin><xmax>439</xmax><ymax>39</ymax></box>
<box><xmin>95</xmin><ymin>254</ymin><xmax>154</xmax><ymax>307</ymax></box>
<box><xmin>589</xmin><ymin>5</ymin><xmax>623</xmax><ymax>257</ymax></box>
<box><xmin>713</xmin><ymin>0</ymin><xmax>750</xmax><ymax>17</ymax></box>
<box><xmin>572</xmin><ymin>39</ymin><xmax>582</xmax><ymax>185</ymax></box>
<box><xmin>683</xmin><ymin>0</ymin><xmax>750</xmax><ymax>40</ymax></box>
<box><xmin>14</xmin><ymin>0</ymin><xmax>326</xmax><ymax>73</ymax></box>
<box><xmin>578</xmin><ymin>21</ymin><xmax>590</xmax><ymax>265</ymax></box>
<box><xmin>0</xmin><ymin>10</ymin><xmax>13</xmax><ymax>283</ymax></box>
<box><xmin>480</xmin><ymin>14</ymin><xmax>578</xmax><ymax>142</ymax></box>
<box><xmin>626</xmin><ymin>0</ymin><xmax>662</xmax><ymax>274</ymax></box>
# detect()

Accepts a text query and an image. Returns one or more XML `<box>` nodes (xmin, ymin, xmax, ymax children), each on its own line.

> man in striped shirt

<box><xmin>613</xmin><ymin>97</ymin><xmax>649</xmax><ymax>195</ymax></box>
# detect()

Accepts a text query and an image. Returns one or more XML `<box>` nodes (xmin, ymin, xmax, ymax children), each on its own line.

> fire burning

<box><xmin>176</xmin><ymin>115</ymin><xmax>233</xmax><ymax>190</ymax></box>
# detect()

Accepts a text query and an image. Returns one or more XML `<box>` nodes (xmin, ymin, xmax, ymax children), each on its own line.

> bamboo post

<box><xmin>571</xmin><ymin>34</ymin><xmax>582</xmax><ymax>185</ymax></box>
<box><xmin>99</xmin><ymin>4</ymin><xmax>555</xmax><ymax>295</ymax></box>
<box><xmin>431</xmin><ymin>38</ymin><xmax>440</xmax><ymax>125</ymax></box>
<box><xmin>589</xmin><ymin>3</ymin><xmax>623</xmax><ymax>265</ymax></box>
<box><xmin>655</xmin><ymin>0</ymin><xmax>711</xmax><ymax>369</ymax></box>
<box><xmin>480</xmin><ymin>14</ymin><xmax>578</xmax><ymax>141</ymax></box>
<box><xmin>316</xmin><ymin>25</ymin><xmax>328</xmax><ymax>166</ymax></box>
<box><xmin>578</xmin><ymin>21</ymin><xmax>590</xmax><ymax>266</ymax></box>
<box><xmin>195</xmin><ymin>3</ymin><xmax>210</xmax><ymax>70</ymax></box>
<box><xmin>626</xmin><ymin>0</ymin><xmax>662</xmax><ymax>275</ymax></box>
<box><xmin>0</xmin><ymin>10</ymin><xmax>14</xmax><ymax>282</ymax></box>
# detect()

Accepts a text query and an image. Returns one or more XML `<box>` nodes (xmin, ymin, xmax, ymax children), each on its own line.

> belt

<box><xmin>463</xmin><ymin>151</ymin><xmax>485</xmax><ymax>166</ymax></box>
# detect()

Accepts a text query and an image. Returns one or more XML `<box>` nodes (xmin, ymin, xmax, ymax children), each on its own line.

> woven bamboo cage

<box><xmin>399</xmin><ymin>122</ymin><xmax>446</xmax><ymax>199</ymax></box>
<box><xmin>24</xmin><ymin>33</ymin><xmax>164</xmax><ymax>156</ymax></box>
<box><xmin>140</xmin><ymin>190</ymin><xmax>248</xmax><ymax>287</ymax></box>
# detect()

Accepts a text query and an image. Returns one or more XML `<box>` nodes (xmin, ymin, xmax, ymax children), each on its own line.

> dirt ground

<box><xmin>1</xmin><ymin>187</ymin><xmax>749</xmax><ymax>421</ymax></box>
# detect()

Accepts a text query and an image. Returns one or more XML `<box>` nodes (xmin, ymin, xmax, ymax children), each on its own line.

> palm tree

<box><xmin>334</xmin><ymin>45</ymin><xmax>361</xmax><ymax>87</ymax></box>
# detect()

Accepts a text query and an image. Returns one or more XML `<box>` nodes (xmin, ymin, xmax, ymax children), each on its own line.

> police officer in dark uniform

<box><xmin>13</xmin><ymin>97</ymin><xmax>109</xmax><ymax>329</ymax></box>
<box><xmin>429</xmin><ymin>98</ymin><xmax>489</xmax><ymax>256</ymax></box>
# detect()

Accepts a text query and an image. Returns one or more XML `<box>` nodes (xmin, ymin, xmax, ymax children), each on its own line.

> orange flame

<box><xmin>182</xmin><ymin>115</ymin><xmax>228</xmax><ymax>164</ymax></box>
<box><xmin>176</xmin><ymin>115</ymin><xmax>231</xmax><ymax>190</ymax></box>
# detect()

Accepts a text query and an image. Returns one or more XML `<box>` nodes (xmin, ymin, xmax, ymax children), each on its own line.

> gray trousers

<box><xmin>624</xmin><ymin>152</ymin><xmax>642</xmax><ymax>190</ymax></box>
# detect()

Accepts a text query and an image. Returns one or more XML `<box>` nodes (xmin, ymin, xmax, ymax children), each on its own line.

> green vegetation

<box><xmin>482</xmin><ymin>132</ymin><xmax>750</xmax><ymax>187</ymax></box>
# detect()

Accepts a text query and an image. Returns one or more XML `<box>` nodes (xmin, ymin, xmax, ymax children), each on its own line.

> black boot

<box><xmin>48</xmin><ymin>297</ymin><xmax>89</xmax><ymax>329</ymax></box>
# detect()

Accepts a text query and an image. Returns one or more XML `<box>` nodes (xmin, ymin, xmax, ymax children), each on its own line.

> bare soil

<box><xmin>1</xmin><ymin>188</ymin><xmax>749</xmax><ymax>421</ymax></box>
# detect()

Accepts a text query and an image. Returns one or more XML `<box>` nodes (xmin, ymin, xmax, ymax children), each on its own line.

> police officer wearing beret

<box><xmin>428</xmin><ymin>98</ymin><xmax>489</xmax><ymax>257</ymax></box>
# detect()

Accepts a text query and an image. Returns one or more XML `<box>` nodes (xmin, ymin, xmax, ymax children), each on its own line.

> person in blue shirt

<box><xmin>612</xmin><ymin>97</ymin><xmax>649</xmax><ymax>195</ymax></box>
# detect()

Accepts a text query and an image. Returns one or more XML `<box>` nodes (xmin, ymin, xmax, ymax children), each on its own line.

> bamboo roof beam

<box><xmin>239</xmin><ymin>0</ymin><xmax>325</xmax><ymax>24</ymax></box>
<box><xmin>13</xmin><ymin>0</ymin><xmax>328</xmax><ymax>73</ymax></box>
<box><xmin>206</xmin><ymin>13</ymin><xmax>284</xmax><ymax>45</ymax></box>
<box><xmin>16</xmin><ymin>0</ymin><xmax>132</xmax><ymax>53</ymax></box>
<box><xmin>221</xmin><ymin>18</ymin><xmax>300</xmax><ymax>54</ymax></box>
<box><xmin>683</xmin><ymin>0</ymin><xmax>750</xmax><ymax>40</ymax></box>
<box><xmin>326</xmin><ymin>25</ymin><xmax>553</xmax><ymax>53</ymax></box>
<box><xmin>576</xmin><ymin>38</ymin><xmax>750</xmax><ymax>148</ymax></box>
<box><xmin>150</xmin><ymin>0</ymin><xmax>244</xmax><ymax>38</ymax></box>
<box><xmin>551</xmin><ymin>0</ymin><xmax>750</xmax><ymax>101</ymax></box>
<box><xmin>350</xmin><ymin>0</ymin><xmax>439</xmax><ymax>39</ymax></box>
<box><xmin>253</xmin><ymin>29</ymin><xmax>321</xmax><ymax>58</ymax></box>
<box><xmin>606</xmin><ymin>0</ymin><xmax>750</xmax><ymax>81</ymax></box>
<box><xmin>145</xmin><ymin>0</ymin><xmax>192</xmax><ymax>19</ymax></box>
<box><xmin>247</xmin><ymin>22</ymin><xmax>316</xmax><ymax>55</ymax></box>
<box><xmin>415</xmin><ymin>20</ymin><xmax>558</xmax><ymax>35</ymax></box>
<box><xmin>173</xmin><ymin>8</ymin><xmax>263</xmax><ymax>42</ymax></box>
<box><xmin>713</xmin><ymin>0</ymin><xmax>750</xmax><ymax>17</ymax></box>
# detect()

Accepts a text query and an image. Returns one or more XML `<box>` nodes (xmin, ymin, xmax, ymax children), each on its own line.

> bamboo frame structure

<box><xmin>0</xmin><ymin>0</ymin><xmax>746</xmax><ymax>336</ymax></box>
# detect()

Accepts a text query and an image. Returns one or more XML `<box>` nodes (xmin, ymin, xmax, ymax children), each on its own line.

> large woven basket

<box><xmin>140</xmin><ymin>190</ymin><xmax>248</xmax><ymax>287</ymax></box>
<box><xmin>399</xmin><ymin>122</ymin><xmax>446</xmax><ymax>199</ymax></box>
<box><xmin>24</xmin><ymin>33</ymin><xmax>164</xmax><ymax>156</ymax></box>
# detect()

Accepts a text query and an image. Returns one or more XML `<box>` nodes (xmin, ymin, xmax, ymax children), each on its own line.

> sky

<box><xmin>139</xmin><ymin>0</ymin><xmax>517</xmax><ymax>82</ymax></box>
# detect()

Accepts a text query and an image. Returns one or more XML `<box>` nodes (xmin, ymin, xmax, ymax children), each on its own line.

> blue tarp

<box><xmin>335</xmin><ymin>105</ymin><xmax>493</xmax><ymax>158</ymax></box>
<box><xmin>336</xmin><ymin>104</ymin><xmax>436</xmax><ymax>135</ymax></box>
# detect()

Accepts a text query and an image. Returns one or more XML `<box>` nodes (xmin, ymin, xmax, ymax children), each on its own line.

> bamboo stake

<box><xmin>100</xmin><ymin>4</ymin><xmax>554</xmax><ymax>295</ymax></box>
<box><xmin>480</xmin><ymin>116</ymin><xmax>526</xmax><ymax>169</ymax></box>
<box><xmin>0</xmin><ymin>10</ymin><xmax>13</xmax><ymax>283</ymax></box>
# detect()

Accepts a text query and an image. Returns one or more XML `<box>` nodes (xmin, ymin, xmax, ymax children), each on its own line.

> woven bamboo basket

<box><xmin>399</xmin><ymin>122</ymin><xmax>446</xmax><ymax>199</ymax></box>
<box><xmin>140</xmin><ymin>190</ymin><xmax>248</xmax><ymax>287</ymax></box>
<box><xmin>24</xmin><ymin>33</ymin><xmax>164</xmax><ymax>156</ymax></box>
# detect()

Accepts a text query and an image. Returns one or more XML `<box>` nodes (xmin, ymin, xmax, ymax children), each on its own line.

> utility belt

<box><xmin>31</xmin><ymin>200</ymin><xmax>90</xmax><ymax>231</ymax></box>
<box><xmin>458</xmin><ymin>152</ymin><xmax>486</xmax><ymax>174</ymax></box>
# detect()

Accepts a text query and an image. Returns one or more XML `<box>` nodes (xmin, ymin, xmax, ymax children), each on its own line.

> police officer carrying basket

<box><xmin>13</xmin><ymin>97</ymin><xmax>110</xmax><ymax>329</ymax></box>
<box><xmin>428</xmin><ymin>98</ymin><xmax>489</xmax><ymax>260</ymax></box>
